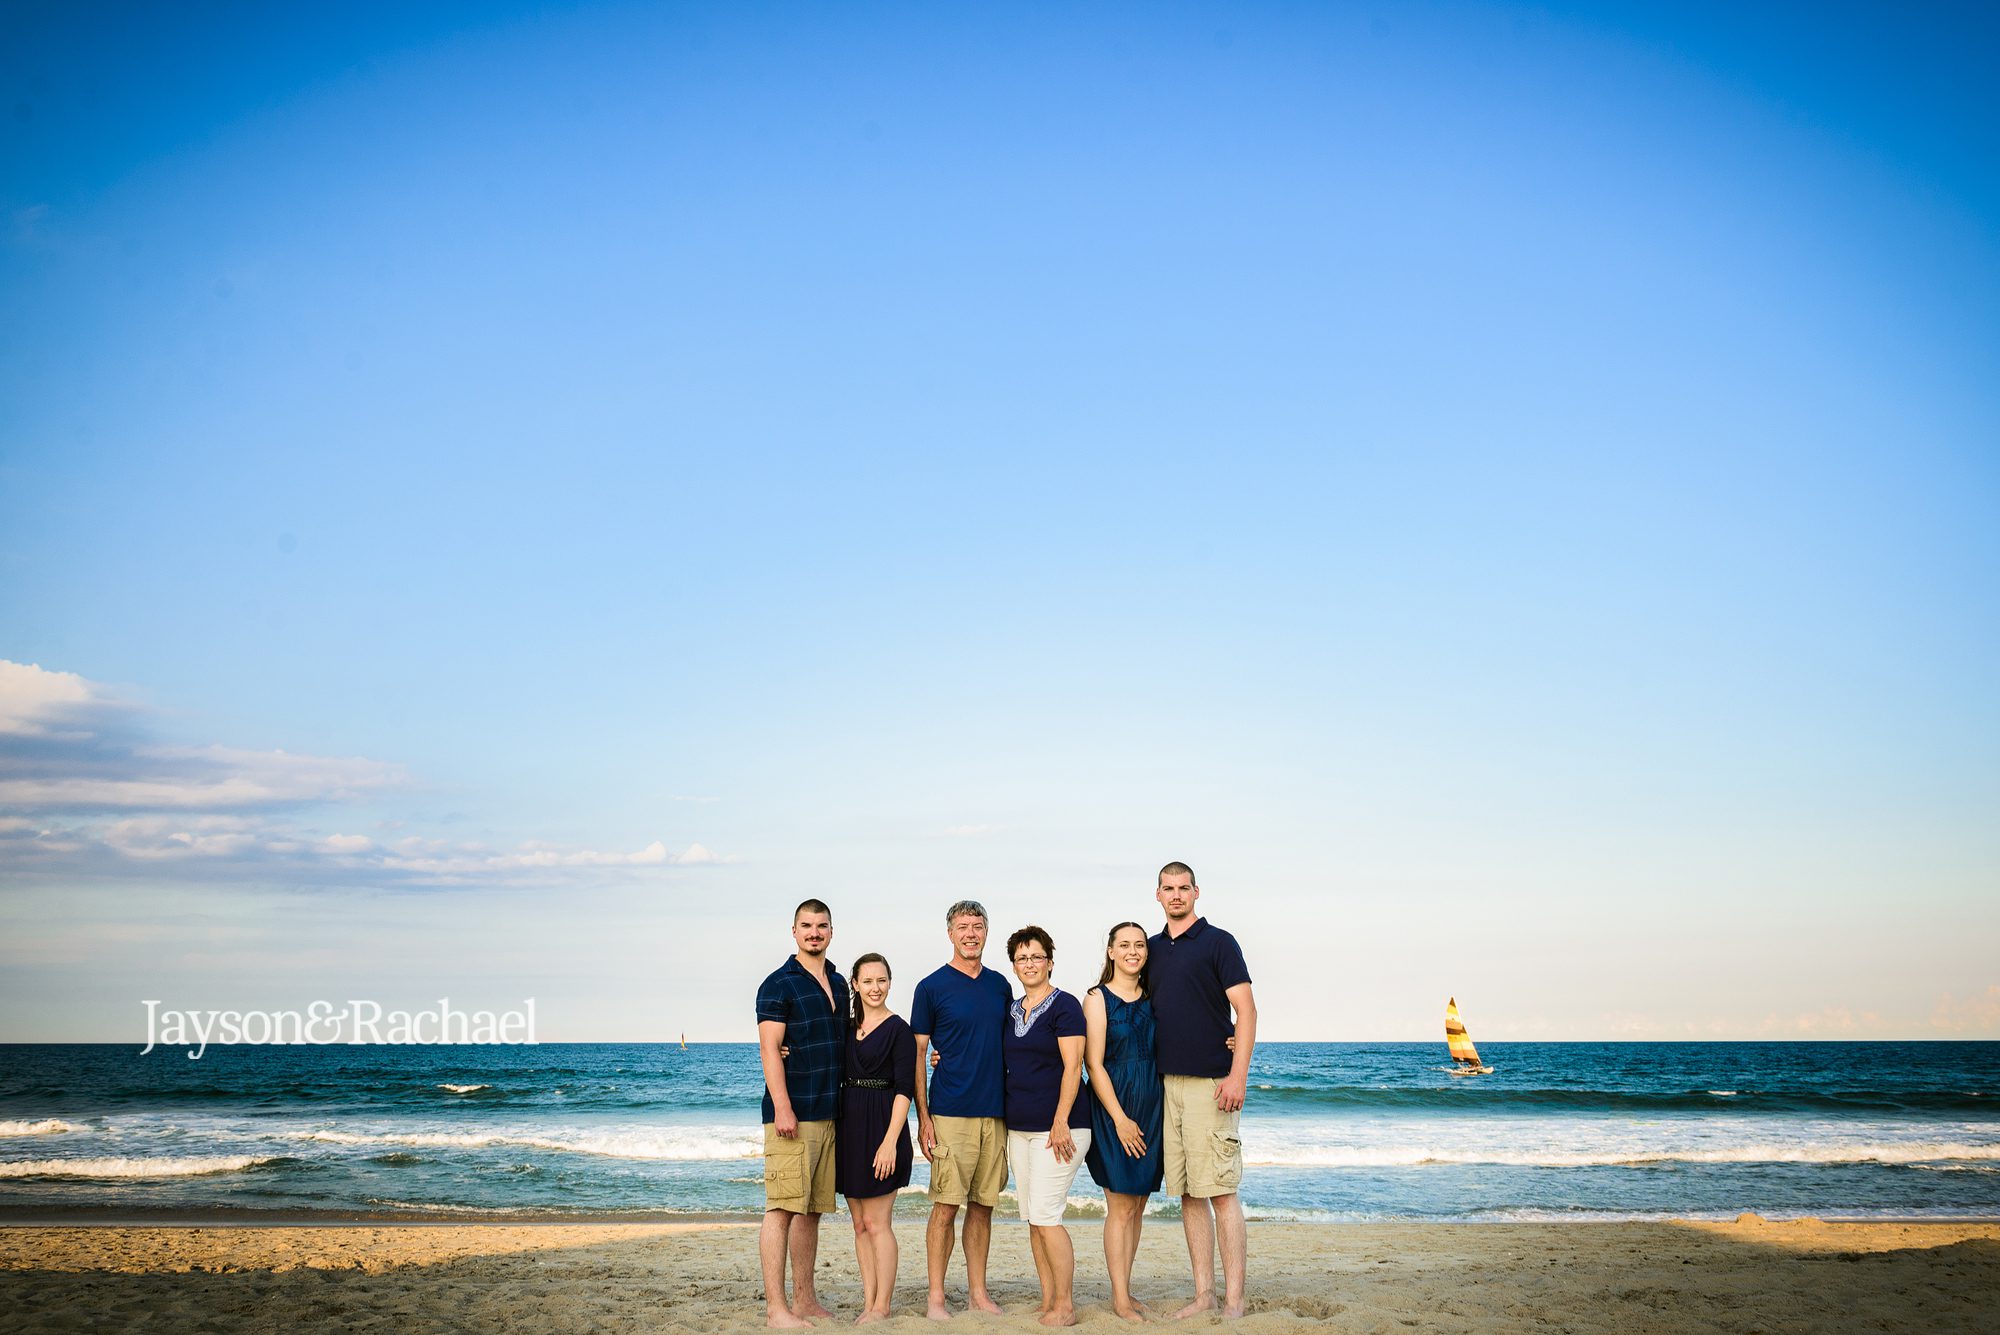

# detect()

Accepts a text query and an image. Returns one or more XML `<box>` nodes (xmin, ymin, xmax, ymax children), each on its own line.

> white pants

<box><xmin>1007</xmin><ymin>1127</ymin><xmax>1093</xmax><ymax>1226</ymax></box>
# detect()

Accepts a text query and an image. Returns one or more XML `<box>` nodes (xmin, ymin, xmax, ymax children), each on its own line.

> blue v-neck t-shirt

<box><xmin>910</xmin><ymin>962</ymin><xmax>1011</xmax><ymax>1118</ymax></box>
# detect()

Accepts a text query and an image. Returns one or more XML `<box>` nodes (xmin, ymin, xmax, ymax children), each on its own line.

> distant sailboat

<box><xmin>680</xmin><ymin>1032</ymin><xmax>688</xmax><ymax>1052</ymax></box>
<box><xmin>1444</xmin><ymin>997</ymin><xmax>1493</xmax><ymax>1075</ymax></box>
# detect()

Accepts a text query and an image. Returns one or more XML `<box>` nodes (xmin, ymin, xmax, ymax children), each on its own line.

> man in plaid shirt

<box><xmin>756</xmin><ymin>899</ymin><xmax>849</xmax><ymax>1327</ymax></box>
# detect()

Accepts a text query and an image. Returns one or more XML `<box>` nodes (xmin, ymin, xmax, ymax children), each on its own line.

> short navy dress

<box><xmin>835</xmin><ymin>1015</ymin><xmax>917</xmax><ymax>1199</ymax></box>
<box><xmin>1084</xmin><ymin>988</ymin><xmax>1164</xmax><ymax>1195</ymax></box>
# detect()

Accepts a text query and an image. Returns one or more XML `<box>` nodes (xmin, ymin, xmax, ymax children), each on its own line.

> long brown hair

<box><xmin>1095</xmin><ymin>921</ymin><xmax>1150</xmax><ymax>997</ymax></box>
<box><xmin>848</xmin><ymin>953</ymin><xmax>890</xmax><ymax>1029</ymax></box>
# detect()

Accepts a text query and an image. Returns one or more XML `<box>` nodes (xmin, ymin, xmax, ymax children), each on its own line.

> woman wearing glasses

<box><xmin>1002</xmin><ymin>925</ymin><xmax>1093</xmax><ymax>1327</ymax></box>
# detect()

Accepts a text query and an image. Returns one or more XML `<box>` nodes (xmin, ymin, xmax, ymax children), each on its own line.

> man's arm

<box><xmin>1215</xmin><ymin>982</ymin><xmax>1257</xmax><ymax>1112</ymax></box>
<box><xmin>912</xmin><ymin>1032</ymin><xmax>938</xmax><ymax>1159</ymax></box>
<box><xmin>758</xmin><ymin>1018</ymin><xmax>797</xmax><ymax>1136</ymax></box>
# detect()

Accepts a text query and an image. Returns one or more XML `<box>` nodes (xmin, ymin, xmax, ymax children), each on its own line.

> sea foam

<box><xmin>0</xmin><ymin>1155</ymin><xmax>278</xmax><ymax>1179</ymax></box>
<box><xmin>1244</xmin><ymin>1141</ymin><xmax>2000</xmax><ymax>1168</ymax></box>
<box><xmin>292</xmin><ymin>1124</ymin><xmax>762</xmax><ymax>1160</ymax></box>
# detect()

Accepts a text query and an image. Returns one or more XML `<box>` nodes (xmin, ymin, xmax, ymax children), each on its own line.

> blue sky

<box><xmin>2</xmin><ymin>1</ymin><xmax>1995</xmax><ymax>1041</ymax></box>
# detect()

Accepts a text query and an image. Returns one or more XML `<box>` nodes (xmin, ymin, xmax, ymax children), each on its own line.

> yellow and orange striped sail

<box><xmin>1444</xmin><ymin>997</ymin><xmax>1482</xmax><ymax>1067</ymax></box>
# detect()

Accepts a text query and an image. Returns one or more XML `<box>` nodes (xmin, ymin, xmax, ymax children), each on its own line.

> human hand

<box><xmin>774</xmin><ymin>1107</ymin><xmax>799</xmax><ymax>1138</ymax></box>
<box><xmin>918</xmin><ymin>1115</ymin><xmax>937</xmax><ymax>1161</ymax></box>
<box><xmin>1048</xmin><ymin>1125</ymin><xmax>1075</xmax><ymax>1165</ymax></box>
<box><xmin>1214</xmin><ymin>1074</ymin><xmax>1246</xmax><ymax>1114</ymax></box>
<box><xmin>874</xmin><ymin>1141</ymin><xmax>897</xmax><ymax>1180</ymax></box>
<box><xmin>1115</xmin><ymin>1114</ymin><xmax>1146</xmax><ymax>1159</ymax></box>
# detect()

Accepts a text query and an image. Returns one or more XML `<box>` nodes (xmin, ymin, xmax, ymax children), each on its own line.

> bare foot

<box><xmin>1220</xmin><ymin>1300</ymin><xmax>1246</xmax><ymax>1320</ymax></box>
<box><xmin>768</xmin><ymin>1310</ymin><xmax>813</xmax><ymax>1329</ymax></box>
<box><xmin>855</xmin><ymin>1310</ymin><xmax>888</xmax><ymax>1326</ymax></box>
<box><xmin>1113</xmin><ymin>1301</ymin><xmax>1147</xmax><ymax>1323</ymax></box>
<box><xmin>794</xmin><ymin>1303</ymin><xmax>836</xmax><ymax>1322</ymax></box>
<box><xmin>926</xmin><ymin>1297</ymin><xmax>954</xmax><ymax>1322</ymax></box>
<box><xmin>1038</xmin><ymin>1306</ymin><xmax>1078</xmax><ymax>1327</ymax></box>
<box><xmin>1171</xmin><ymin>1293</ymin><xmax>1217</xmax><ymax>1320</ymax></box>
<box><xmin>969</xmin><ymin>1293</ymin><xmax>1004</xmax><ymax>1316</ymax></box>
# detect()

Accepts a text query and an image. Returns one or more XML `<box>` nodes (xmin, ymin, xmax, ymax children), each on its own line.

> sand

<box><xmin>1</xmin><ymin>1216</ymin><xmax>1995</xmax><ymax>1333</ymax></box>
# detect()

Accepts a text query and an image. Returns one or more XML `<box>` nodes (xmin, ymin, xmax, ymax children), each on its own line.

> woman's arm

<box><xmin>1082</xmin><ymin>990</ymin><xmax>1117</xmax><ymax>1106</ymax></box>
<box><xmin>1083</xmin><ymin>991</ymin><xmax>1146</xmax><ymax>1159</ymax></box>
<box><xmin>1047</xmin><ymin>1033</ymin><xmax>1085</xmax><ymax>1163</ymax></box>
<box><xmin>875</xmin><ymin>1092</ymin><xmax>912</xmax><ymax>1178</ymax></box>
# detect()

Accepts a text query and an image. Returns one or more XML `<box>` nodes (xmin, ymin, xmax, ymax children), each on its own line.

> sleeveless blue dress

<box><xmin>1084</xmin><ymin>989</ymin><xmax>1164</xmax><ymax>1195</ymax></box>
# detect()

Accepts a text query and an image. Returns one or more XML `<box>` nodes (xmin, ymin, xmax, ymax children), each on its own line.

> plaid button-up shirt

<box><xmin>755</xmin><ymin>956</ymin><xmax>849</xmax><ymax>1124</ymax></box>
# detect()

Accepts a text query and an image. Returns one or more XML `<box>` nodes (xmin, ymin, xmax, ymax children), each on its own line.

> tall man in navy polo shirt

<box><xmin>755</xmin><ymin>899</ymin><xmax>849</xmax><ymax>1328</ymax></box>
<box><xmin>910</xmin><ymin>899</ymin><xmax>1012</xmax><ymax>1319</ymax></box>
<box><xmin>1149</xmin><ymin>862</ymin><xmax>1258</xmax><ymax>1320</ymax></box>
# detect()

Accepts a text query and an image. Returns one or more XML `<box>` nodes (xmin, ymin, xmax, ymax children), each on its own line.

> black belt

<box><xmin>845</xmin><ymin>1077</ymin><xmax>893</xmax><ymax>1090</ymax></box>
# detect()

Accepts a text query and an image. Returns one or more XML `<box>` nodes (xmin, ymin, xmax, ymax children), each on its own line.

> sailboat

<box><xmin>679</xmin><ymin>1032</ymin><xmax>688</xmax><ymax>1052</ymax></box>
<box><xmin>1444</xmin><ymin>997</ymin><xmax>1492</xmax><ymax>1076</ymax></box>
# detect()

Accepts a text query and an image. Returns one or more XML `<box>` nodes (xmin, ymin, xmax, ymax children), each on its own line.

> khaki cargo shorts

<box><xmin>927</xmin><ymin>1115</ymin><xmax>1008</xmax><ymax>1208</ymax></box>
<box><xmin>1161</xmin><ymin>1074</ymin><xmax>1244</xmax><ymax>1199</ymax></box>
<box><xmin>764</xmin><ymin>1119</ymin><xmax>837</xmax><ymax>1215</ymax></box>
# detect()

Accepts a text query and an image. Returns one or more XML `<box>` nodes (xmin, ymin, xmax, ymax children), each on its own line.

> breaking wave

<box><xmin>0</xmin><ymin>1155</ymin><xmax>283</xmax><ymax>1179</ymax></box>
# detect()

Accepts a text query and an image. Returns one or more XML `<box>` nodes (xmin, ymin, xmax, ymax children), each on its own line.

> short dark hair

<box><xmin>1007</xmin><ymin>925</ymin><xmax>1054</xmax><ymax>961</ymax></box>
<box><xmin>1158</xmin><ymin>861</ymin><xmax>1196</xmax><ymax>886</ymax></box>
<box><xmin>793</xmin><ymin>898</ymin><xmax>831</xmax><ymax>923</ymax></box>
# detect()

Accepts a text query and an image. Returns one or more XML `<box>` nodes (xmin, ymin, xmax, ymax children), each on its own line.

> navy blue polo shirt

<box><xmin>755</xmin><ymin>955</ymin><xmax>849</xmax><ymax>1123</ymax></box>
<box><xmin>1149</xmin><ymin>917</ymin><xmax>1252</xmax><ymax>1078</ymax></box>
<box><xmin>909</xmin><ymin>962</ymin><xmax>1010</xmax><ymax>1118</ymax></box>
<box><xmin>1002</xmin><ymin>989</ymin><xmax>1094</xmax><ymax>1133</ymax></box>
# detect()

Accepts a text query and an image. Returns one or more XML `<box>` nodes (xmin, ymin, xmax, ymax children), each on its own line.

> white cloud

<box><xmin>0</xmin><ymin>661</ymin><xmax>731</xmax><ymax>888</ymax></box>
<box><xmin>0</xmin><ymin>661</ymin><xmax>104</xmax><ymax>736</ymax></box>
<box><xmin>101</xmin><ymin>816</ymin><xmax>262</xmax><ymax>860</ymax></box>
<box><xmin>1754</xmin><ymin>1006</ymin><xmax>1892</xmax><ymax>1037</ymax></box>
<box><xmin>676</xmin><ymin>842</ymin><xmax>735</xmax><ymax>866</ymax></box>
<box><xmin>377</xmin><ymin>839</ymin><xmax>685</xmax><ymax>879</ymax></box>
<box><xmin>1930</xmin><ymin>985</ymin><xmax>2000</xmax><ymax>1035</ymax></box>
<box><xmin>0</xmin><ymin>748</ymin><xmax>406</xmax><ymax>811</ymax></box>
<box><xmin>0</xmin><ymin>662</ymin><xmax>405</xmax><ymax>812</ymax></box>
<box><xmin>4</xmin><ymin>813</ymin><xmax>726</xmax><ymax>886</ymax></box>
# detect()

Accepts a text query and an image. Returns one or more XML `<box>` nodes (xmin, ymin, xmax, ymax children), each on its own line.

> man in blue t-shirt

<box><xmin>909</xmin><ymin>898</ymin><xmax>1012</xmax><ymax>1319</ymax></box>
<box><xmin>1149</xmin><ymin>861</ymin><xmax>1257</xmax><ymax>1319</ymax></box>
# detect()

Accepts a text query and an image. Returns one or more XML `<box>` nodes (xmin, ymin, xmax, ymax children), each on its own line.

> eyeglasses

<box><xmin>1012</xmin><ymin>954</ymin><xmax>1050</xmax><ymax>965</ymax></box>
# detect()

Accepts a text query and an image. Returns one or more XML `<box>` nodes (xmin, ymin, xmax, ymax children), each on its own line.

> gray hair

<box><xmin>944</xmin><ymin>900</ymin><xmax>988</xmax><ymax>928</ymax></box>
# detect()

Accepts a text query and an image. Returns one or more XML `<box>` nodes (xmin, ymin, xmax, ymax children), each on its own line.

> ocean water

<box><xmin>1</xmin><ymin>1042</ymin><xmax>1996</xmax><ymax>1222</ymax></box>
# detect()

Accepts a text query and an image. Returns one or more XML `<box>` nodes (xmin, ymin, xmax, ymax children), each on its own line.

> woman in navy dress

<box><xmin>837</xmin><ymin>953</ymin><xmax>915</xmax><ymax>1324</ymax></box>
<box><xmin>1083</xmin><ymin>922</ymin><xmax>1164</xmax><ymax>1322</ymax></box>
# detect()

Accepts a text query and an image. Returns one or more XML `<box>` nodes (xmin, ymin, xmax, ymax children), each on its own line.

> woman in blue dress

<box><xmin>1082</xmin><ymin>922</ymin><xmax>1163</xmax><ymax>1322</ymax></box>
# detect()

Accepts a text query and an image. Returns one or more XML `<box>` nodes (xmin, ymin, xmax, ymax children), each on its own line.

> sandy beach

<box><xmin>1</xmin><ymin>1216</ymin><xmax>1994</xmax><ymax>1333</ymax></box>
